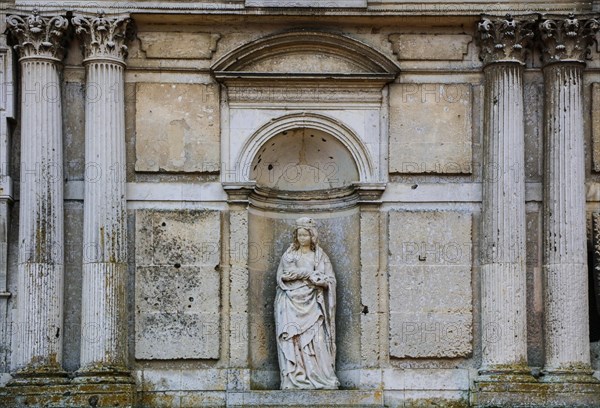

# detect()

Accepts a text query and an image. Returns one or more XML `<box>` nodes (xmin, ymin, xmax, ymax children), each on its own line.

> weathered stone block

<box><xmin>389</xmin><ymin>34</ymin><xmax>472</xmax><ymax>61</ymax></box>
<box><xmin>138</xmin><ymin>32</ymin><xmax>220</xmax><ymax>60</ymax></box>
<box><xmin>389</xmin><ymin>83</ymin><xmax>472</xmax><ymax>174</ymax></box>
<box><xmin>388</xmin><ymin>211</ymin><xmax>472</xmax><ymax>358</ymax></box>
<box><xmin>135</xmin><ymin>83</ymin><xmax>220</xmax><ymax>172</ymax></box>
<box><xmin>135</xmin><ymin>210</ymin><xmax>221</xmax><ymax>360</ymax></box>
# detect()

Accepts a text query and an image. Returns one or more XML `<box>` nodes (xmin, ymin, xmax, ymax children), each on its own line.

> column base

<box><xmin>7</xmin><ymin>366</ymin><xmax>69</xmax><ymax>386</ymax></box>
<box><xmin>474</xmin><ymin>380</ymin><xmax>600</xmax><ymax>407</ymax></box>
<box><xmin>0</xmin><ymin>382</ymin><xmax>136</xmax><ymax>408</ymax></box>
<box><xmin>477</xmin><ymin>366</ymin><xmax>537</xmax><ymax>384</ymax></box>
<box><xmin>74</xmin><ymin>365</ymin><xmax>135</xmax><ymax>385</ymax></box>
<box><xmin>540</xmin><ymin>368</ymin><xmax>600</xmax><ymax>384</ymax></box>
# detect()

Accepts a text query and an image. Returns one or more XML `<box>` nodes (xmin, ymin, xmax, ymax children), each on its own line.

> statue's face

<box><xmin>296</xmin><ymin>228</ymin><xmax>311</xmax><ymax>247</ymax></box>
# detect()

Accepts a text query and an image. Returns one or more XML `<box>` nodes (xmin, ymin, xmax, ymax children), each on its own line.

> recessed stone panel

<box><xmin>135</xmin><ymin>210</ymin><xmax>221</xmax><ymax>360</ymax></box>
<box><xmin>135</xmin><ymin>83</ymin><xmax>220</xmax><ymax>173</ymax></box>
<box><xmin>389</xmin><ymin>34</ymin><xmax>472</xmax><ymax>61</ymax></box>
<box><xmin>138</xmin><ymin>32</ymin><xmax>220</xmax><ymax>60</ymax></box>
<box><xmin>389</xmin><ymin>83</ymin><xmax>472</xmax><ymax>174</ymax></box>
<box><xmin>388</xmin><ymin>211</ymin><xmax>472</xmax><ymax>358</ymax></box>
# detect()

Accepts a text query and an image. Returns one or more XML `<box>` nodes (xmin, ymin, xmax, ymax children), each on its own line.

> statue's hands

<box><xmin>281</xmin><ymin>267</ymin><xmax>312</xmax><ymax>281</ymax></box>
<box><xmin>281</xmin><ymin>272</ymin><xmax>299</xmax><ymax>281</ymax></box>
<box><xmin>309</xmin><ymin>273</ymin><xmax>329</xmax><ymax>287</ymax></box>
<box><xmin>295</xmin><ymin>268</ymin><xmax>312</xmax><ymax>279</ymax></box>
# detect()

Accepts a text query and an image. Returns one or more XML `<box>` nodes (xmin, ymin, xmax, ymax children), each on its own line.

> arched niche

<box><xmin>246</xmin><ymin>123</ymin><xmax>362</xmax><ymax>390</ymax></box>
<box><xmin>250</xmin><ymin>128</ymin><xmax>359</xmax><ymax>192</ymax></box>
<box><xmin>236</xmin><ymin>112</ymin><xmax>377</xmax><ymax>189</ymax></box>
<box><xmin>214</xmin><ymin>30</ymin><xmax>396</xmax><ymax>390</ymax></box>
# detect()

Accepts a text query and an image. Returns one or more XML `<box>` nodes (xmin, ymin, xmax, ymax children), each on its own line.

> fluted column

<box><xmin>72</xmin><ymin>13</ymin><xmax>132</xmax><ymax>381</ymax></box>
<box><xmin>477</xmin><ymin>15</ymin><xmax>535</xmax><ymax>379</ymax></box>
<box><xmin>6</xmin><ymin>11</ymin><xmax>68</xmax><ymax>383</ymax></box>
<box><xmin>0</xmin><ymin>12</ymin><xmax>15</xmax><ymax>375</ymax></box>
<box><xmin>539</xmin><ymin>14</ymin><xmax>599</xmax><ymax>382</ymax></box>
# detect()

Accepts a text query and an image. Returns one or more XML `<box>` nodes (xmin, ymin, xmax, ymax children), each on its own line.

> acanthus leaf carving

<box><xmin>72</xmin><ymin>12</ymin><xmax>131</xmax><ymax>62</ymax></box>
<box><xmin>477</xmin><ymin>14</ymin><xmax>536</xmax><ymax>65</ymax></box>
<box><xmin>539</xmin><ymin>14</ymin><xmax>600</xmax><ymax>64</ymax></box>
<box><xmin>6</xmin><ymin>9</ymin><xmax>69</xmax><ymax>60</ymax></box>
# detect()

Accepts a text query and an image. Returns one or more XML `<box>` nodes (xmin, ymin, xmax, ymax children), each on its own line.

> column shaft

<box><xmin>542</xmin><ymin>62</ymin><xmax>591</xmax><ymax>374</ymax></box>
<box><xmin>72</xmin><ymin>12</ymin><xmax>132</xmax><ymax>381</ymax></box>
<box><xmin>538</xmin><ymin>14</ymin><xmax>600</xmax><ymax>382</ymax></box>
<box><xmin>80</xmin><ymin>60</ymin><xmax>128</xmax><ymax>373</ymax></box>
<box><xmin>14</xmin><ymin>58</ymin><xmax>65</xmax><ymax>376</ymax></box>
<box><xmin>480</xmin><ymin>62</ymin><xmax>528</xmax><ymax>372</ymax></box>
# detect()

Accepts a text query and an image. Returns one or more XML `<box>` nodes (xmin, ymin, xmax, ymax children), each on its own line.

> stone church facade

<box><xmin>0</xmin><ymin>0</ymin><xmax>599</xmax><ymax>407</ymax></box>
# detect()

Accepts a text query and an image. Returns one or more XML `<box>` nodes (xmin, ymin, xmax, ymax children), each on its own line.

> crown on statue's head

<box><xmin>295</xmin><ymin>217</ymin><xmax>316</xmax><ymax>229</ymax></box>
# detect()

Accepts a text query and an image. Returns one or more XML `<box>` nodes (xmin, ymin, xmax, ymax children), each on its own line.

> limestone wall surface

<box><xmin>0</xmin><ymin>3</ymin><xmax>599</xmax><ymax>407</ymax></box>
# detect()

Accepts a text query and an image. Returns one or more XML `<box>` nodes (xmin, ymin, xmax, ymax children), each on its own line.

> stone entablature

<box><xmin>9</xmin><ymin>0</ymin><xmax>593</xmax><ymax>14</ymax></box>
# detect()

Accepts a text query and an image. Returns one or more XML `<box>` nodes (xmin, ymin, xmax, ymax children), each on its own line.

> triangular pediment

<box><xmin>212</xmin><ymin>31</ymin><xmax>400</xmax><ymax>81</ymax></box>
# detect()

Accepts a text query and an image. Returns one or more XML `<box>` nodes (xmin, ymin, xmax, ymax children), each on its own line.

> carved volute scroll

<box><xmin>72</xmin><ymin>12</ymin><xmax>131</xmax><ymax>63</ymax></box>
<box><xmin>477</xmin><ymin>14</ymin><xmax>536</xmax><ymax>65</ymax></box>
<box><xmin>539</xmin><ymin>14</ymin><xmax>600</xmax><ymax>64</ymax></box>
<box><xmin>6</xmin><ymin>9</ymin><xmax>69</xmax><ymax>60</ymax></box>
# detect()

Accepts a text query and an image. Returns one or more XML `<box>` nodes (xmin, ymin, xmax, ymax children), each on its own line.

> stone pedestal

<box><xmin>72</xmin><ymin>13</ymin><xmax>134</xmax><ymax>393</ymax></box>
<box><xmin>539</xmin><ymin>14</ymin><xmax>600</xmax><ymax>386</ymax></box>
<box><xmin>6</xmin><ymin>11</ymin><xmax>68</xmax><ymax>385</ymax></box>
<box><xmin>476</xmin><ymin>15</ymin><xmax>535</xmax><ymax>383</ymax></box>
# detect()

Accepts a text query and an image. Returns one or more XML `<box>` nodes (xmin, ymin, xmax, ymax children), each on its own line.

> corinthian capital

<box><xmin>539</xmin><ymin>14</ymin><xmax>600</xmax><ymax>64</ymax></box>
<box><xmin>72</xmin><ymin>12</ymin><xmax>131</xmax><ymax>63</ymax></box>
<box><xmin>477</xmin><ymin>14</ymin><xmax>537</xmax><ymax>65</ymax></box>
<box><xmin>6</xmin><ymin>9</ymin><xmax>69</xmax><ymax>60</ymax></box>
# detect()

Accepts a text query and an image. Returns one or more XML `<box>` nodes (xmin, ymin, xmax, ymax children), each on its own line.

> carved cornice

<box><xmin>72</xmin><ymin>12</ymin><xmax>131</xmax><ymax>64</ymax></box>
<box><xmin>539</xmin><ymin>14</ymin><xmax>600</xmax><ymax>65</ymax></box>
<box><xmin>477</xmin><ymin>14</ymin><xmax>537</xmax><ymax>66</ymax></box>
<box><xmin>6</xmin><ymin>10</ymin><xmax>69</xmax><ymax>61</ymax></box>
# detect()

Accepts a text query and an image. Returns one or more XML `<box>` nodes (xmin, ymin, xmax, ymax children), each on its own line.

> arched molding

<box><xmin>236</xmin><ymin>113</ymin><xmax>376</xmax><ymax>186</ymax></box>
<box><xmin>212</xmin><ymin>30</ymin><xmax>399</xmax><ymax>81</ymax></box>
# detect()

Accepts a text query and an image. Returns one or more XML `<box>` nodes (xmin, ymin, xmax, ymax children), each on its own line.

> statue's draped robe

<box><xmin>275</xmin><ymin>244</ymin><xmax>339</xmax><ymax>389</ymax></box>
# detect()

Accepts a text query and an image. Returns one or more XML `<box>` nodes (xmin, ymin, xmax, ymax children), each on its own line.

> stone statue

<box><xmin>274</xmin><ymin>217</ymin><xmax>339</xmax><ymax>390</ymax></box>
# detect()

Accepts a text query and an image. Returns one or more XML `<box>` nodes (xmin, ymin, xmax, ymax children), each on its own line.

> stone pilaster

<box><xmin>477</xmin><ymin>14</ymin><xmax>535</xmax><ymax>380</ymax></box>
<box><xmin>539</xmin><ymin>14</ymin><xmax>599</xmax><ymax>383</ymax></box>
<box><xmin>228</xmin><ymin>201</ymin><xmax>251</xmax><ymax>390</ymax></box>
<box><xmin>6</xmin><ymin>10</ymin><xmax>68</xmax><ymax>384</ymax></box>
<box><xmin>0</xmin><ymin>11</ymin><xmax>15</xmax><ymax>377</ymax></box>
<box><xmin>72</xmin><ymin>13</ymin><xmax>132</xmax><ymax>383</ymax></box>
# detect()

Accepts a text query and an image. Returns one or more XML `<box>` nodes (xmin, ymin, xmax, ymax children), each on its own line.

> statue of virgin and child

<box><xmin>274</xmin><ymin>217</ymin><xmax>339</xmax><ymax>390</ymax></box>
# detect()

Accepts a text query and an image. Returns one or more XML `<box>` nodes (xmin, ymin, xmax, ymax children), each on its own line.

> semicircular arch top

<box><xmin>211</xmin><ymin>30</ymin><xmax>400</xmax><ymax>78</ymax></box>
